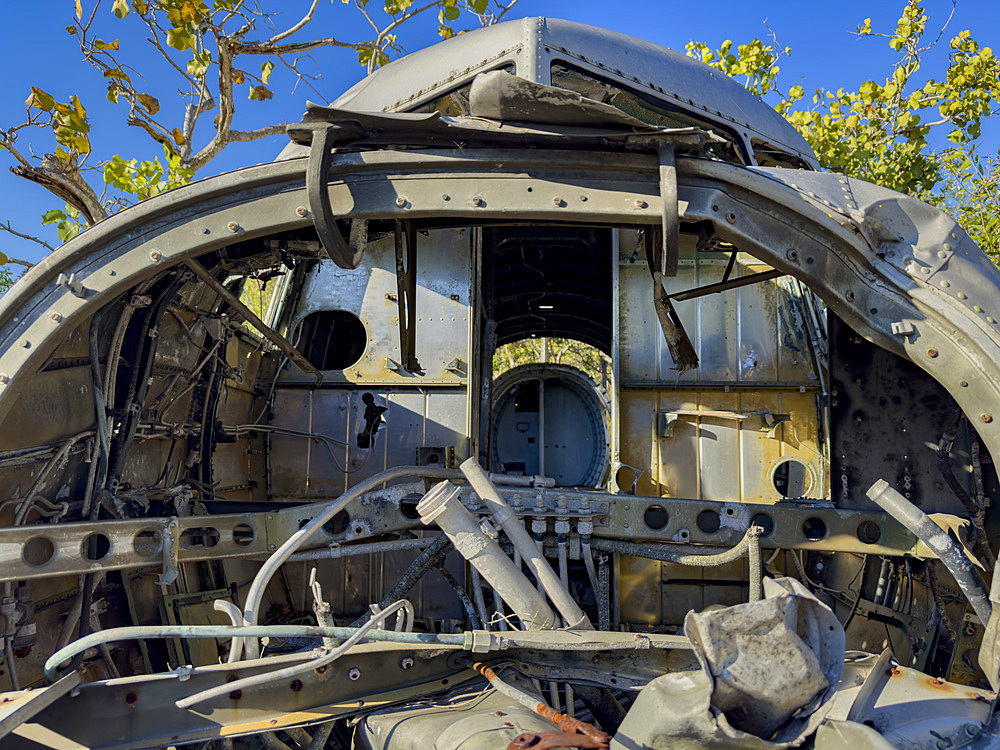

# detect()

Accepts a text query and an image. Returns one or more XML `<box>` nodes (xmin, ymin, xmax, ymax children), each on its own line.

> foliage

<box><xmin>685</xmin><ymin>0</ymin><xmax>1000</xmax><ymax>258</ymax></box>
<box><xmin>0</xmin><ymin>0</ymin><xmax>518</xmax><ymax>283</ymax></box>
<box><xmin>494</xmin><ymin>338</ymin><xmax>609</xmax><ymax>385</ymax></box>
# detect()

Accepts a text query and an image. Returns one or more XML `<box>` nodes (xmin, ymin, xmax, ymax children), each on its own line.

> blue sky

<box><xmin>1</xmin><ymin>0</ymin><xmax>997</xmax><ymax>269</ymax></box>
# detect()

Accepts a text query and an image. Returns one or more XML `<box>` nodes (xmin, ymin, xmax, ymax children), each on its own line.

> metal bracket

<box><xmin>157</xmin><ymin>518</ymin><xmax>180</xmax><ymax>587</ymax></box>
<box><xmin>305</xmin><ymin>123</ymin><xmax>366</xmax><ymax>269</ymax></box>
<box><xmin>760</xmin><ymin>412</ymin><xmax>791</xmax><ymax>438</ymax></box>
<box><xmin>56</xmin><ymin>272</ymin><xmax>90</xmax><ymax>299</ymax></box>
<box><xmin>183</xmin><ymin>259</ymin><xmax>322</xmax><ymax>386</ymax></box>
<box><xmin>394</xmin><ymin>219</ymin><xmax>424</xmax><ymax>375</ymax></box>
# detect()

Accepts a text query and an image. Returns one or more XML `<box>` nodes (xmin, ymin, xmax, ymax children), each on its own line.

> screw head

<box><xmin>149</xmin><ymin>250</ymin><xmax>162</xmax><ymax>262</ymax></box>
<box><xmin>981</xmin><ymin>413</ymin><xmax>993</xmax><ymax>424</ymax></box>
<box><xmin>296</xmin><ymin>206</ymin><xmax>308</xmax><ymax>217</ymax></box>
<box><xmin>926</xmin><ymin>348</ymin><xmax>939</xmax><ymax>358</ymax></box>
<box><xmin>0</xmin><ymin>374</ymin><xmax>8</xmax><ymax>385</ymax></box>
<box><xmin>348</xmin><ymin>668</ymin><xmax>361</xmax><ymax>680</ymax></box>
<box><xmin>553</xmin><ymin>197</ymin><xmax>564</xmax><ymax>207</ymax></box>
<box><xmin>400</xmin><ymin>657</ymin><xmax>414</xmax><ymax>670</ymax></box>
<box><xmin>20</xmin><ymin>340</ymin><xmax>30</xmax><ymax>349</ymax></box>
<box><xmin>727</xmin><ymin>212</ymin><xmax>737</xmax><ymax>223</ymax></box>
<box><xmin>395</xmin><ymin>196</ymin><xmax>407</xmax><ymax>207</ymax></box>
<box><xmin>634</xmin><ymin>199</ymin><xmax>647</xmax><ymax>209</ymax></box>
<box><xmin>227</xmin><ymin>221</ymin><xmax>239</xmax><ymax>232</ymax></box>
<box><xmin>50</xmin><ymin>312</ymin><xmax>63</xmax><ymax>323</ymax></box>
<box><xmin>470</xmin><ymin>196</ymin><xmax>483</xmax><ymax>207</ymax></box>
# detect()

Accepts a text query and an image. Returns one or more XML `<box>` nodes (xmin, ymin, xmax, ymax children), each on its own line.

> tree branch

<box><xmin>0</xmin><ymin>221</ymin><xmax>54</xmax><ymax>257</ymax></box>
<box><xmin>233</xmin><ymin>36</ymin><xmax>370</xmax><ymax>55</ymax></box>
<box><xmin>267</xmin><ymin>0</ymin><xmax>320</xmax><ymax>45</ymax></box>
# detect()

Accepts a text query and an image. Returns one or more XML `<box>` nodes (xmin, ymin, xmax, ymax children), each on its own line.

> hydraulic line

<box><xmin>591</xmin><ymin>525</ymin><xmax>763</xmax><ymax>569</ymax></box>
<box><xmin>867</xmin><ymin>479</ymin><xmax>991</xmax><ymax>625</ymax></box>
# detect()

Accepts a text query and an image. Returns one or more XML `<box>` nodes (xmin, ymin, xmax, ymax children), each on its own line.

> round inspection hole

<box><xmin>643</xmin><ymin>505</ymin><xmax>669</xmax><ymax>531</ymax></box>
<box><xmin>23</xmin><ymin>537</ymin><xmax>55</xmax><ymax>567</ymax></box>
<box><xmin>772</xmin><ymin>458</ymin><xmax>810</xmax><ymax>498</ymax></box>
<box><xmin>179</xmin><ymin>527</ymin><xmax>220</xmax><ymax>549</ymax></box>
<box><xmin>323</xmin><ymin>511</ymin><xmax>350</xmax><ymax>536</ymax></box>
<box><xmin>399</xmin><ymin>494</ymin><xmax>423</xmax><ymax>521</ymax></box>
<box><xmin>233</xmin><ymin>524</ymin><xmax>255</xmax><ymax>547</ymax></box>
<box><xmin>802</xmin><ymin>517</ymin><xmax>827</xmax><ymax>541</ymax></box>
<box><xmin>857</xmin><ymin>520</ymin><xmax>881</xmax><ymax>545</ymax></box>
<box><xmin>82</xmin><ymin>533</ymin><xmax>111</xmax><ymax>561</ymax></box>
<box><xmin>297</xmin><ymin>310</ymin><xmax>368</xmax><ymax>371</ymax></box>
<box><xmin>750</xmin><ymin>513</ymin><xmax>774</xmax><ymax>538</ymax></box>
<box><xmin>696</xmin><ymin>510</ymin><xmax>721</xmax><ymax>534</ymax></box>
<box><xmin>133</xmin><ymin>529</ymin><xmax>162</xmax><ymax>558</ymax></box>
<box><xmin>678</xmin><ymin>529</ymin><xmax>690</xmax><ymax>541</ymax></box>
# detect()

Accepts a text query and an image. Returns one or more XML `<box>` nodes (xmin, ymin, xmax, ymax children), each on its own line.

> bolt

<box><xmin>958</xmin><ymin>292</ymin><xmax>968</xmax><ymax>300</ymax></box>
<box><xmin>470</xmin><ymin>196</ymin><xmax>483</xmax><ymax>207</ymax></box>
<box><xmin>940</xmin><ymin>281</ymin><xmax>950</xmax><ymax>288</ymax></box>
<box><xmin>634</xmin><ymin>199</ymin><xmax>647</xmax><ymax>209</ymax></box>
<box><xmin>227</xmin><ymin>221</ymin><xmax>239</xmax><ymax>232</ymax></box>
<box><xmin>348</xmin><ymin>668</ymin><xmax>361</xmax><ymax>680</ymax></box>
<box><xmin>50</xmin><ymin>312</ymin><xmax>63</xmax><ymax>323</ymax></box>
<box><xmin>926</xmin><ymin>348</ymin><xmax>938</xmax><ymax>358</ymax></box>
<box><xmin>846</xmin><ymin>290</ymin><xmax>855</xmax><ymax>302</ymax></box>
<box><xmin>0</xmin><ymin>375</ymin><xmax>8</xmax><ymax>385</ymax></box>
<box><xmin>400</xmin><ymin>657</ymin><xmax>414</xmax><ymax>670</ymax></box>
<box><xmin>395</xmin><ymin>196</ymin><xmax>407</xmax><ymax>207</ymax></box>
<box><xmin>786</xmin><ymin>249</ymin><xmax>798</xmax><ymax>261</ymax></box>
<box><xmin>981</xmin><ymin>413</ymin><xmax>993</xmax><ymax>424</ymax></box>
<box><xmin>149</xmin><ymin>250</ymin><xmax>162</xmax><ymax>262</ymax></box>
<box><xmin>553</xmin><ymin>197</ymin><xmax>564</xmax><ymax>207</ymax></box>
<box><xmin>727</xmin><ymin>212</ymin><xmax>736</xmax><ymax>223</ymax></box>
<box><xmin>296</xmin><ymin>206</ymin><xmax>308</xmax><ymax>217</ymax></box>
<box><xmin>974</xmin><ymin>305</ymin><xmax>983</xmax><ymax>313</ymax></box>
<box><xmin>579</xmin><ymin>195</ymin><xmax>588</xmax><ymax>202</ymax></box>
<box><xmin>20</xmin><ymin>340</ymin><xmax>30</xmax><ymax>349</ymax></box>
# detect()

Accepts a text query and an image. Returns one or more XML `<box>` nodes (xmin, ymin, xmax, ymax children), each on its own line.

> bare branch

<box><xmin>267</xmin><ymin>0</ymin><xmax>320</xmax><ymax>45</ymax></box>
<box><xmin>233</xmin><ymin>36</ymin><xmax>371</xmax><ymax>56</ymax></box>
<box><xmin>227</xmin><ymin>125</ymin><xmax>287</xmax><ymax>142</ymax></box>
<box><xmin>0</xmin><ymin>221</ymin><xmax>54</xmax><ymax>255</ymax></box>
<box><xmin>127</xmin><ymin>113</ymin><xmax>180</xmax><ymax>156</ymax></box>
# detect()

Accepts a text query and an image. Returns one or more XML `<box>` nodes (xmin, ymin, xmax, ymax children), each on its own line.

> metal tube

<box><xmin>460</xmin><ymin>458</ymin><xmax>592</xmax><ymax>629</ymax></box>
<box><xmin>748</xmin><ymin>529</ymin><xmax>762</xmax><ymax>602</ymax></box>
<box><xmin>591</xmin><ymin>525</ymin><xmax>763</xmax><ymax>568</ymax></box>
<box><xmin>867</xmin><ymin>479</ymin><xmax>991</xmax><ymax>625</ymax></box>
<box><xmin>212</xmin><ymin>599</ymin><xmax>245</xmax><ymax>664</ymax></box>
<box><xmin>242</xmin><ymin>465</ymin><xmax>460</xmax><ymax>657</ymax></box>
<box><xmin>46</xmin><ymin>617</ymin><xmax>464</xmax><ymax>681</ymax></box>
<box><xmin>418</xmin><ymin>481</ymin><xmax>558</xmax><ymax>630</ymax></box>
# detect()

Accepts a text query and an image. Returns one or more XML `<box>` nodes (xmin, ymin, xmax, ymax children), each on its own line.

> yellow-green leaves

<box><xmin>93</xmin><ymin>38</ymin><xmax>120</xmax><ymax>51</ymax></box>
<box><xmin>249</xmin><ymin>85</ymin><xmax>273</xmax><ymax>101</ymax></box>
<box><xmin>260</xmin><ymin>60</ymin><xmax>274</xmax><ymax>86</ymax></box>
<box><xmin>75</xmin><ymin>0</ymin><xmax>83</xmax><ymax>19</ymax></box>
<box><xmin>26</xmin><ymin>87</ymin><xmax>55</xmax><ymax>112</ymax></box>
<box><xmin>102</xmin><ymin>145</ymin><xmax>194</xmax><ymax>202</ymax></box>
<box><xmin>136</xmin><ymin>93</ymin><xmax>160</xmax><ymax>115</ymax></box>
<box><xmin>41</xmin><ymin>204</ymin><xmax>85</xmax><ymax>243</ymax></box>
<box><xmin>112</xmin><ymin>0</ymin><xmax>130</xmax><ymax>19</ymax></box>
<box><xmin>187</xmin><ymin>50</ymin><xmax>212</xmax><ymax>78</ymax></box>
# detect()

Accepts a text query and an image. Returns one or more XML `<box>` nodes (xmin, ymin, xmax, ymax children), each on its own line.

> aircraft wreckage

<box><xmin>3</xmin><ymin>16</ymin><xmax>1000</xmax><ymax>750</ymax></box>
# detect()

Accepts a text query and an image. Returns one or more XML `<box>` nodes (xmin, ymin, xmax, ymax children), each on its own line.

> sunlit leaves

<box><xmin>41</xmin><ymin>203</ymin><xmax>85</xmax><ymax>243</ymax></box>
<box><xmin>249</xmin><ymin>85</ymin><xmax>273</xmax><ymax>101</ymax></box>
<box><xmin>102</xmin><ymin>145</ymin><xmax>194</xmax><ymax>202</ymax></box>
<box><xmin>260</xmin><ymin>60</ymin><xmax>274</xmax><ymax>85</ymax></box>
<box><xmin>26</xmin><ymin>87</ymin><xmax>55</xmax><ymax>112</ymax></box>
<box><xmin>112</xmin><ymin>0</ymin><xmax>130</xmax><ymax>19</ymax></box>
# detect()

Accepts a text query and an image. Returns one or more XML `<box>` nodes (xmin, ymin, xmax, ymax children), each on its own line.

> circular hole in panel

<box><xmin>179</xmin><ymin>527</ymin><xmax>220</xmax><ymax>549</ymax></box>
<box><xmin>23</xmin><ymin>537</ymin><xmax>55</xmax><ymax>567</ymax></box>
<box><xmin>323</xmin><ymin>511</ymin><xmax>350</xmax><ymax>536</ymax></box>
<box><xmin>643</xmin><ymin>505</ymin><xmax>668</xmax><ymax>531</ymax></box>
<box><xmin>857</xmin><ymin>520</ymin><xmax>881</xmax><ymax>545</ymax></box>
<box><xmin>297</xmin><ymin>310</ymin><xmax>367</xmax><ymax>370</ymax></box>
<box><xmin>298</xmin><ymin>518</ymin><xmax>313</xmax><ymax>530</ymax></box>
<box><xmin>678</xmin><ymin>529</ymin><xmax>690</xmax><ymax>540</ymax></box>
<box><xmin>400</xmin><ymin>494</ymin><xmax>422</xmax><ymax>520</ymax></box>
<box><xmin>233</xmin><ymin>524</ymin><xmax>255</xmax><ymax>546</ymax></box>
<box><xmin>696</xmin><ymin>510</ymin><xmax>721</xmax><ymax>534</ymax></box>
<box><xmin>82</xmin><ymin>533</ymin><xmax>111</xmax><ymax>561</ymax></box>
<box><xmin>750</xmin><ymin>513</ymin><xmax>774</xmax><ymax>538</ymax></box>
<box><xmin>772</xmin><ymin>458</ymin><xmax>810</xmax><ymax>498</ymax></box>
<box><xmin>133</xmin><ymin>530</ymin><xmax>161</xmax><ymax>558</ymax></box>
<box><xmin>802</xmin><ymin>517</ymin><xmax>827</xmax><ymax>541</ymax></box>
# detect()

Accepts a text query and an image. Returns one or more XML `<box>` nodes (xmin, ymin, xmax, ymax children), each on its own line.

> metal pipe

<box><xmin>460</xmin><ymin>458</ymin><xmax>592</xmax><ymax>629</ymax></box>
<box><xmin>272</xmin><ymin>536</ymin><xmax>434</xmax><ymax>563</ymax></box>
<box><xmin>748</xmin><ymin>529</ymin><xmax>762</xmax><ymax>602</ymax></box>
<box><xmin>176</xmin><ymin>600</ymin><xmax>413</xmax><ymax>709</ymax></box>
<box><xmin>242</xmin><ymin>465</ymin><xmax>460</xmax><ymax>657</ymax></box>
<box><xmin>418</xmin><ymin>481</ymin><xmax>558</xmax><ymax>630</ymax></box>
<box><xmin>212</xmin><ymin>599</ymin><xmax>245</xmax><ymax>664</ymax></box>
<box><xmin>867</xmin><ymin>479</ymin><xmax>991</xmax><ymax>625</ymax></box>
<box><xmin>591</xmin><ymin>525</ymin><xmax>763</xmax><ymax>568</ymax></box>
<box><xmin>47</xmin><ymin>615</ymin><xmax>459</xmax><ymax>681</ymax></box>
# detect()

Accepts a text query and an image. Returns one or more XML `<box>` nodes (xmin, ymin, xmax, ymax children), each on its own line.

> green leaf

<box><xmin>75</xmin><ymin>0</ymin><xmax>83</xmax><ymax>19</ymax></box>
<box><xmin>41</xmin><ymin>209</ymin><xmax>67</xmax><ymax>226</ymax></box>
<box><xmin>171</xmin><ymin>127</ymin><xmax>185</xmax><ymax>146</ymax></box>
<box><xmin>469</xmin><ymin>0</ymin><xmax>488</xmax><ymax>11</ymax></box>
<box><xmin>27</xmin><ymin>87</ymin><xmax>55</xmax><ymax>112</ymax></box>
<box><xmin>260</xmin><ymin>60</ymin><xmax>274</xmax><ymax>85</ymax></box>
<box><xmin>104</xmin><ymin>68</ymin><xmax>131</xmax><ymax>83</ymax></box>
<box><xmin>112</xmin><ymin>0</ymin><xmax>129</xmax><ymax>18</ymax></box>
<box><xmin>442</xmin><ymin>4</ymin><xmax>459</xmax><ymax>21</ymax></box>
<box><xmin>93</xmin><ymin>38</ymin><xmax>120</xmax><ymax>51</ymax></box>
<box><xmin>249</xmin><ymin>85</ymin><xmax>273</xmax><ymax>101</ymax></box>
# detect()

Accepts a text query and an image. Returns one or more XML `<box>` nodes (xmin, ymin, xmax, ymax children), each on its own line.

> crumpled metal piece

<box><xmin>611</xmin><ymin>577</ymin><xmax>845</xmax><ymax>749</ymax></box>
